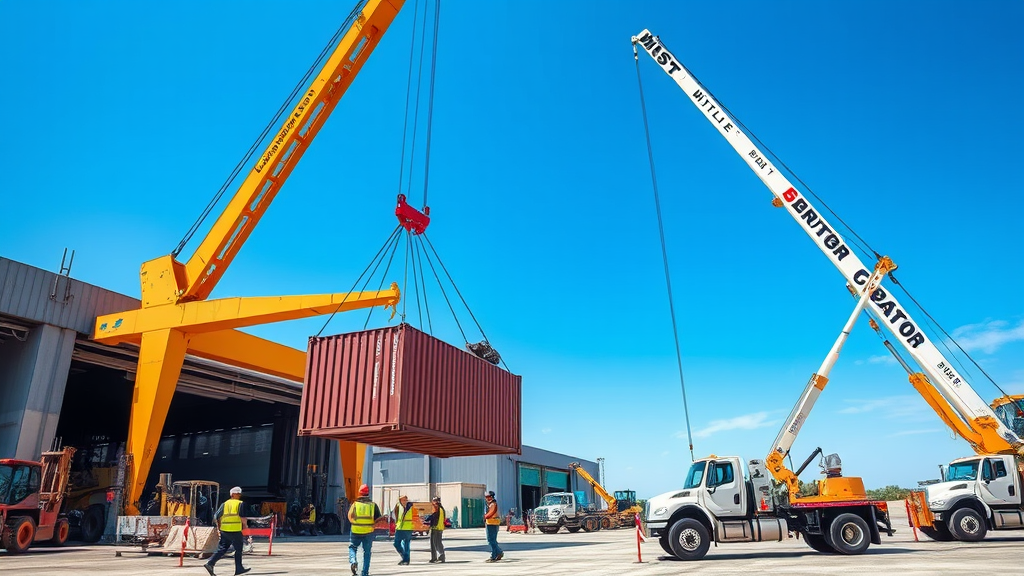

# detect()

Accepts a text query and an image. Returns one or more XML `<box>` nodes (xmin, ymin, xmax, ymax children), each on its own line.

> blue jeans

<box><xmin>349</xmin><ymin>532</ymin><xmax>374</xmax><ymax>576</ymax></box>
<box><xmin>393</xmin><ymin>529</ymin><xmax>412</xmax><ymax>563</ymax></box>
<box><xmin>486</xmin><ymin>524</ymin><xmax>502</xmax><ymax>559</ymax></box>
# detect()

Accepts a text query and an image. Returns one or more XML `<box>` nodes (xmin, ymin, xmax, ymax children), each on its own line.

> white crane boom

<box><xmin>632</xmin><ymin>29</ymin><xmax>1022</xmax><ymax>449</ymax></box>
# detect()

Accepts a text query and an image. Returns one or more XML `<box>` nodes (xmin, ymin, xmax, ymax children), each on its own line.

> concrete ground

<box><xmin>1</xmin><ymin>503</ymin><xmax>1020</xmax><ymax>575</ymax></box>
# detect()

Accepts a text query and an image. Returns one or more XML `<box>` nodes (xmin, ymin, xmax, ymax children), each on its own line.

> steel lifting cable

<box><xmin>416</xmin><ymin>234</ymin><xmax>468</xmax><ymax>343</ymax></box>
<box><xmin>174</xmin><ymin>2</ymin><xmax>367</xmax><ymax>258</ymax></box>
<box><xmin>395</xmin><ymin>0</ymin><xmax>423</xmax><ymax>199</ymax></box>
<box><xmin>362</xmin><ymin>230</ymin><xmax>405</xmax><ymax>330</ymax></box>
<box><xmin>421</xmin><ymin>0</ymin><xmax>441</xmax><ymax>207</ymax></box>
<box><xmin>635</xmin><ymin>49</ymin><xmax>696</xmax><ymax>462</ymax></box>
<box><xmin>315</xmin><ymin>224</ymin><xmax>402</xmax><ymax>337</ymax></box>
<box><xmin>413</xmin><ymin>234</ymin><xmax>434</xmax><ymax>334</ymax></box>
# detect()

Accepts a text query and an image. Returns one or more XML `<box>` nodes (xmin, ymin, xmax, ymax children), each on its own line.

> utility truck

<box><xmin>534</xmin><ymin>463</ymin><xmax>641</xmax><ymax>533</ymax></box>
<box><xmin>645</xmin><ymin>263</ymin><xmax>894</xmax><ymax>560</ymax></box>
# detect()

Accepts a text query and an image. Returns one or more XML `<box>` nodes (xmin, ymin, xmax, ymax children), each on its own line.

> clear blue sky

<box><xmin>2</xmin><ymin>1</ymin><xmax>1022</xmax><ymax>498</ymax></box>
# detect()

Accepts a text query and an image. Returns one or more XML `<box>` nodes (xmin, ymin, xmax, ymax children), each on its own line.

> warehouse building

<box><xmin>372</xmin><ymin>445</ymin><xmax>599</xmax><ymax>527</ymax></box>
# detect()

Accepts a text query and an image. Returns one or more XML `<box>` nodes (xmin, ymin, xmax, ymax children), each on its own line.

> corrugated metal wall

<box><xmin>372</xmin><ymin>446</ymin><xmax>599</xmax><ymax>515</ymax></box>
<box><xmin>0</xmin><ymin>258</ymin><xmax>140</xmax><ymax>335</ymax></box>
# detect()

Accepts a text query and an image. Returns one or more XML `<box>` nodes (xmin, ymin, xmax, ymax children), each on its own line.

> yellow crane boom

<box><xmin>93</xmin><ymin>0</ymin><xmax>406</xmax><ymax>514</ymax></box>
<box><xmin>569</xmin><ymin>462</ymin><xmax>619</xmax><ymax>513</ymax></box>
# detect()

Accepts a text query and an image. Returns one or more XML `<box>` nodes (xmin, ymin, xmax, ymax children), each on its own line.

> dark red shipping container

<box><xmin>298</xmin><ymin>324</ymin><xmax>521</xmax><ymax>457</ymax></box>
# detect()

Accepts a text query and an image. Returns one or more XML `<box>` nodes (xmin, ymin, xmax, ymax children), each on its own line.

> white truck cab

<box><xmin>919</xmin><ymin>454</ymin><xmax>1024</xmax><ymax>541</ymax></box>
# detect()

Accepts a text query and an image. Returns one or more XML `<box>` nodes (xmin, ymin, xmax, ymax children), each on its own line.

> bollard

<box><xmin>178</xmin><ymin>517</ymin><xmax>191</xmax><ymax>567</ymax></box>
<box><xmin>904</xmin><ymin>499</ymin><xmax>919</xmax><ymax>542</ymax></box>
<box><xmin>634</xmin><ymin>513</ymin><xmax>647</xmax><ymax>563</ymax></box>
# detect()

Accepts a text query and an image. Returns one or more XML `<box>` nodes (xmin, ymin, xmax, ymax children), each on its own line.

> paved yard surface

<box><xmin>1</xmin><ymin>503</ymin><xmax>1020</xmax><ymax>575</ymax></box>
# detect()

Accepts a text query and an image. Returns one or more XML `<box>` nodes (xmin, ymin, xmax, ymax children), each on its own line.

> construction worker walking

<box><xmin>204</xmin><ymin>486</ymin><xmax>250</xmax><ymax>576</ymax></box>
<box><xmin>425</xmin><ymin>496</ymin><xmax>446</xmax><ymax>563</ymax></box>
<box><xmin>348</xmin><ymin>484</ymin><xmax>381</xmax><ymax>576</ymax></box>
<box><xmin>483</xmin><ymin>491</ymin><xmax>503</xmax><ymax>562</ymax></box>
<box><xmin>393</xmin><ymin>495</ymin><xmax>414</xmax><ymax>565</ymax></box>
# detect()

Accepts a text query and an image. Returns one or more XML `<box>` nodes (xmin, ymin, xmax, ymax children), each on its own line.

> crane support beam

<box><xmin>125</xmin><ymin>328</ymin><xmax>188</xmax><ymax>514</ymax></box>
<box><xmin>95</xmin><ymin>285</ymin><xmax>400</xmax><ymax>343</ymax></box>
<box><xmin>633</xmin><ymin>29</ymin><xmax>1023</xmax><ymax>451</ymax></box>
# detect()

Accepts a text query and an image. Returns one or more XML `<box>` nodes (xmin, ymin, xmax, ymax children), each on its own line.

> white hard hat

<box><xmin>230</xmin><ymin>486</ymin><xmax>243</xmax><ymax>495</ymax></box>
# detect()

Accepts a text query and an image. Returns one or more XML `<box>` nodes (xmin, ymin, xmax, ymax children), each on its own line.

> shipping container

<box><xmin>299</xmin><ymin>324</ymin><xmax>521</xmax><ymax>457</ymax></box>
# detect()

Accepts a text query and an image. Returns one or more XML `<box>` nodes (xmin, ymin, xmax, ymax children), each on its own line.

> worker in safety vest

<box><xmin>392</xmin><ymin>495</ymin><xmax>414</xmax><ymax>565</ymax></box>
<box><xmin>347</xmin><ymin>484</ymin><xmax>381</xmax><ymax>576</ymax></box>
<box><xmin>425</xmin><ymin>496</ymin><xmax>446</xmax><ymax>563</ymax></box>
<box><xmin>483</xmin><ymin>490</ymin><xmax>503</xmax><ymax>562</ymax></box>
<box><xmin>205</xmin><ymin>486</ymin><xmax>250</xmax><ymax>576</ymax></box>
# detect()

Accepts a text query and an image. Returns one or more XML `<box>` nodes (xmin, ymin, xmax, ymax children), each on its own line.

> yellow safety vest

<box><xmin>396</xmin><ymin>505</ymin><xmax>414</xmax><ymax>531</ymax></box>
<box><xmin>350</xmin><ymin>500</ymin><xmax>375</xmax><ymax>534</ymax></box>
<box><xmin>220</xmin><ymin>499</ymin><xmax>243</xmax><ymax>533</ymax></box>
<box><xmin>485</xmin><ymin>501</ymin><xmax>500</xmax><ymax>526</ymax></box>
<box><xmin>433</xmin><ymin>507</ymin><xmax>445</xmax><ymax>532</ymax></box>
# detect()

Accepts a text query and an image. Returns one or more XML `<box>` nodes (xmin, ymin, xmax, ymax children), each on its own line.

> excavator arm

<box><xmin>569</xmin><ymin>462</ymin><xmax>617</xmax><ymax>513</ymax></box>
<box><xmin>94</xmin><ymin>0</ymin><xmax>407</xmax><ymax>513</ymax></box>
<box><xmin>633</xmin><ymin>30</ymin><xmax>1023</xmax><ymax>456</ymax></box>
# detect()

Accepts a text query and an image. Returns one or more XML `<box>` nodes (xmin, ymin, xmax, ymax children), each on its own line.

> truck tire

<box><xmin>599</xmin><ymin>516</ymin><xmax>613</xmax><ymax>530</ymax></box>
<box><xmin>667</xmin><ymin>518</ymin><xmax>711</xmax><ymax>561</ymax></box>
<box><xmin>919</xmin><ymin>522</ymin><xmax>954</xmax><ymax>542</ymax></box>
<box><xmin>581</xmin><ymin>517</ymin><xmax>598</xmax><ymax>532</ymax></box>
<box><xmin>566</xmin><ymin>525</ymin><xmax>581</xmax><ymax>533</ymax></box>
<box><xmin>825</xmin><ymin>513</ymin><xmax>870</xmax><ymax>555</ymax></box>
<box><xmin>51</xmin><ymin>518</ymin><xmax>70</xmax><ymax>546</ymax></box>
<box><xmin>947</xmin><ymin>507</ymin><xmax>987</xmax><ymax>542</ymax></box>
<box><xmin>803</xmin><ymin>534</ymin><xmax>836</xmax><ymax>553</ymax></box>
<box><xmin>658</xmin><ymin>534</ymin><xmax>673</xmax><ymax>555</ymax></box>
<box><xmin>3</xmin><ymin>516</ymin><xmax>36</xmax><ymax>554</ymax></box>
<box><xmin>80</xmin><ymin>504</ymin><xmax>105</xmax><ymax>543</ymax></box>
<box><xmin>538</xmin><ymin>526</ymin><xmax>559</xmax><ymax>534</ymax></box>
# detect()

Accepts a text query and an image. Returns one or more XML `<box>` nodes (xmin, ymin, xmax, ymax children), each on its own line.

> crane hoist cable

<box><xmin>633</xmin><ymin>46</ymin><xmax>695</xmax><ymax>462</ymax></box>
<box><xmin>173</xmin><ymin>1</ymin><xmax>366</xmax><ymax>258</ymax></box>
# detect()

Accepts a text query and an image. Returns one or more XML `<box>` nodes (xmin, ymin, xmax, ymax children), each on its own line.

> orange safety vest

<box><xmin>485</xmin><ymin>500</ymin><xmax>500</xmax><ymax>526</ymax></box>
<box><xmin>350</xmin><ymin>500</ymin><xmax>376</xmax><ymax>534</ymax></box>
<box><xmin>220</xmin><ymin>499</ymin><xmax>243</xmax><ymax>533</ymax></box>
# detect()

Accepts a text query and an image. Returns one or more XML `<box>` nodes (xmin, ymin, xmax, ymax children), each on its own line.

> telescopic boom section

<box><xmin>632</xmin><ymin>29</ymin><xmax>1023</xmax><ymax>453</ymax></box>
<box><xmin>765</xmin><ymin>259</ymin><xmax>893</xmax><ymax>497</ymax></box>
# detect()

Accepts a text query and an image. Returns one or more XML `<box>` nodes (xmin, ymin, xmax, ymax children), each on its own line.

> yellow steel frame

<box><xmin>92</xmin><ymin>0</ymin><xmax>405</xmax><ymax>514</ymax></box>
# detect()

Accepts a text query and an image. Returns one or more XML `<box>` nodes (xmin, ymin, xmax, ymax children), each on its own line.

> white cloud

<box><xmin>950</xmin><ymin>319</ymin><xmax>1024</xmax><ymax>354</ymax></box>
<box><xmin>687</xmin><ymin>411</ymin><xmax>780</xmax><ymax>439</ymax></box>
<box><xmin>866</xmin><ymin>354</ymin><xmax>898</xmax><ymax>365</ymax></box>
<box><xmin>541</xmin><ymin>428</ymin><xmax>552</xmax><ymax>434</ymax></box>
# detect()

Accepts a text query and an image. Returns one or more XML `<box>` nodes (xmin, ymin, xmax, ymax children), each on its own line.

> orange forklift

<box><xmin>1</xmin><ymin>447</ymin><xmax>75</xmax><ymax>553</ymax></box>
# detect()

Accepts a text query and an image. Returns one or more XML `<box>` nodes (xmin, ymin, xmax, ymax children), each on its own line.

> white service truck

<box><xmin>912</xmin><ymin>454</ymin><xmax>1023</xmax><ymax>541</ymax></box>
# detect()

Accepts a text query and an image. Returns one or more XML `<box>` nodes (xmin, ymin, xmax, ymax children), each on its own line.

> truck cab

<box><xmin>533</xmin><ymin>492</ymin><xmax>582</xmax><ymax>533</ymax></box>
<box><xmin>921</xmin><ymin>454</ymin><xmax>1024</xmax><ymax>541</ymax></box>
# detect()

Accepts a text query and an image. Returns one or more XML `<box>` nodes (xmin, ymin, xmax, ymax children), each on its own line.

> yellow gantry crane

<box><xmin>93</xmin><ymin>0</ymin><xmax>406</xmax><ymax>514</ymax></box>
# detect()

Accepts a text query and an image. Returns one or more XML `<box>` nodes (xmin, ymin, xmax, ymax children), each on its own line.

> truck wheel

<box><xmin>3</xmin><ymin>516</ymin><xmax>36</xmax><ymax>554</ymax></box>
<box><xmin>803</xmin><ymin>534</ymin><xmax>836</xmax><ymax>554</ymax></box>
<box><xmin>947</xmin><ymin>508</ymin><xmax>987</xmax><ymax>542</ymax></box>
<box><xmin>51</xmin><ymin>518</ymin><xmax>70</xmax><ymax>546</ymax></box>
<box><xmin>566</xmin><ymin>525</ymin><xmax>581</xmax><ymax>533</ymax></box>
<box><xmin>658</xmin><ymin>534</ymin><xmax>673</xmax><ymax>555</ymax></box>
<box><xmin>80</xmin><ymin>505</ymin><xmax>105</xmax><ymax>543</ymax></box>
<box><xmin>538</xmin><ymin>526</ymin><xmax>559</xmax><ymax>534</ymax></box>
<box><xmin>599</xmin><ymin>516</ymin><xmax>613</xmax><ymax>530</ymax></box>
<box><xmin>919</xmin><ymin>522</ymin><xmax>954</xmax><ymax>542</ymax></box>
<box><xmin>826</xmin><ymin>513</ymin><xmax>870</xmax><ymax>555</ymax></box>
<box><xmin>667</xmin><ymin>518</ymin><xmax>710</xmax><ymax>561</ymax></box>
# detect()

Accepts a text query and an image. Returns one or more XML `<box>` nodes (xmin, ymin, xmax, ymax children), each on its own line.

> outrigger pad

<box><xmin>467</xmin><ymin>340</ymin><xmax>501</xmax><ymax>365</ymax></box>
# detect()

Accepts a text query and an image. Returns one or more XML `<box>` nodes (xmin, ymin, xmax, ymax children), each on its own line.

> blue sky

<box><xmin>2</xmin><ymin>1</ymin><xmax>1022</xmax><ymax>498</ymax></box>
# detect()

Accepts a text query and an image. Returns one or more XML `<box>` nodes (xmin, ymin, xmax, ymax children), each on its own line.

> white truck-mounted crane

<box><xmin>632</xmin><ymin>29</ymin><xmax>1024</xmax><ymax>544</ymax></box>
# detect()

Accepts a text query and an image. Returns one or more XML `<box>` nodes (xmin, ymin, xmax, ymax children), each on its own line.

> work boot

<box><xmin>204</xmin><ymin>564</ymin><xmax>216</xmax><ymax>576</ymax></box>
<box><xmin>350</xmin><ymin>562</ymin><xmax>358</xmax><ymax>575</ymax></box>
<box><xmin>235</xmin><ymin>569</ymin><xmax>251</xmax><ymax>575</ymax></box>
<box><xmin>496</xmin><ymin>553</ymin><xmax>504</xmax><ymax>561</ymax></box>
